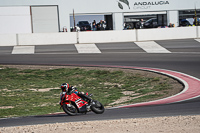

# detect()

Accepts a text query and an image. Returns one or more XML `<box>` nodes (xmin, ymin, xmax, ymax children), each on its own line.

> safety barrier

<box><xmin>0</xmin><ymin>34</ymin><xmax>17</xmax><ymax>46</ymax></box>
<box><xmin>0</xmin><ymin>26</ymin><xmax>200</xmax><ymax>46</ymax></box>
<box><xmin>78</xmin><ymin>30</ymin><xmax>137</xmax><ymax>43</ymax></box>
<box><xmin>17</xmin><ymin>32</ymin><xmax>77</xmax><ymax>46</ymax></box>
<box><xmin>137</xmin><ymin>26</ymin><xmax>197</xmax><ymax>41</ymax></box>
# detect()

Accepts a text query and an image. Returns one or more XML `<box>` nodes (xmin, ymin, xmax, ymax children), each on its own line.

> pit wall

<box><xmin>0</xmin><ymin>34</ymin><xmax>17</xmax><ymax>46</ymax></box>
<box><xmin>78</xmin><ymin>30</ymin><xmax>137</xmax><ymax>43</ymax></box>
<box><xmin>0</xmin><ymin>26</ymin><xmax>200</xmax><ymax>46</ymax></box>
<box><xmin>17</xmin><ymin>32</ymin><xmax>77</xmax><ymax>46</ymax></box>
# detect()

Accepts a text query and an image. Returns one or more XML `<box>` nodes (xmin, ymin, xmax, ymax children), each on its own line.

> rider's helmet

<box><xmin>61</xmin><ymin>83</ymin><xmax>70</xmax><ymax>92</ymax></box>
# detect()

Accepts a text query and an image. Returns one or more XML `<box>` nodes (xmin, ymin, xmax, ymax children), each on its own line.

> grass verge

<box><xmin>0</xmin><ymin>65</ymin><xmax>183</xmax><ymax>118</ymax></box>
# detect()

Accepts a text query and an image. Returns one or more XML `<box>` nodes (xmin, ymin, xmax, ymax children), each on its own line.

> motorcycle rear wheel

<box><xmin>90</xmin><ymin>100</ymin><xmax>104</xmax><ymax>114</ymax></box>
<box><xmin>62</xmin><ymin>103</ymin><xmax>77</xmax><ymax>116</ymax></box>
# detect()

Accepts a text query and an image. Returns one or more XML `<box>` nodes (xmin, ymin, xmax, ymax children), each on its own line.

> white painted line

<box><xmin>195</xmin><ymin>39</ymin><xmax>200</xmax><ymax>43</ymax></box>
<box><xmin>75</xmin><ymin>44</ymin><xmax>101</xmax><ymax>53</ymax></box>
<box><xmin>12</xmin><ymin>46</ymin><xmax>35</xmax><ymax>54</ymax></box>
<box><xmin>135</xmin><ymin>41</ymin><xmax>171</xmax><ymax>53</ymax></box>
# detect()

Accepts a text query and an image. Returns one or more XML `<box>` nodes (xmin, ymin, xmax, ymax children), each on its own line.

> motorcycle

<box><xmin>60</xmin><ymin>90</ymin><xmax>104</xmax><ymax>116</ymax></box>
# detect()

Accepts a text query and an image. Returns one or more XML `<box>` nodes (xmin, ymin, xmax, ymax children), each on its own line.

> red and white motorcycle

<box><xmin>60</xmin><ymin>90</ymin><xmax>104</xmax><ymax>116</ymax></box>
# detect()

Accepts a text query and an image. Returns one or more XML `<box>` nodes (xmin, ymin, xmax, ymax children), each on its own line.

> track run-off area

<box><xmin>0</xmin><ymin>39</ymin><xmax>200</xmax><ymax>129</ymax></box>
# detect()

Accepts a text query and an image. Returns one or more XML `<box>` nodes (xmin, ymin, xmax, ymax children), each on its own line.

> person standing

<box><xmin>193</xmin><ymin>16</ymin><xmax>199</xmax><ymax>26</ymax></box>
<box><xmin>99</xmin><ymin>20</ymin><xmax>105</xmax><ymax>30</ymax></box>
<box><xmin>140</xmin><ymin>19</ymin><xmax>144</xmax><ymax>29</ymax></box>
<box><xmin>92</xmin><ymin>20</ymin><xmax>97</xmax><ymax>31</ymax></box>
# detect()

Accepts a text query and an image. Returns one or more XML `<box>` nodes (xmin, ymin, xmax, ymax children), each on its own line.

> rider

<box><xmin>60</xmin><ymin>83</ymin><xmax>92</xmax><ymax>104</ymax></box>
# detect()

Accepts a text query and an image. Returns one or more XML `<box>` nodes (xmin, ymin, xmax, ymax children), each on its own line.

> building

<box><xmin>0</xmin><ymin>0</ymin><xmax>200</xmax><ymax>33</ymax></box>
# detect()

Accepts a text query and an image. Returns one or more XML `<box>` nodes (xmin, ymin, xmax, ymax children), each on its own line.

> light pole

<box><xmin>194</xmin><ymin>3</ymin><xmax>197</xmax><ymax>26</ymax></box>
<box><xmin>194</xmin><ymin>1</ymin><xmax>200</xmax><ymax>26</ymax></box>
<box><xmin>73</xmin><ymin>9</ymin><xmax>76</xmax><ymax>32</ymax></box>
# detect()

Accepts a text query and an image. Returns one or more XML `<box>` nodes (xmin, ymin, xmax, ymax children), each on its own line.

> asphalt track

<box><xmin>0</xmin><ymin>39</ymin><xmax>200</xmax><ymax>127</ymax></box>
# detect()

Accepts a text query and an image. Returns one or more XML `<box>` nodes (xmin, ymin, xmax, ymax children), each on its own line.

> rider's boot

<box><xmin>86</xmin><ymin>104</ymin><xmax>91</xmax><ymax>111</ymax></box>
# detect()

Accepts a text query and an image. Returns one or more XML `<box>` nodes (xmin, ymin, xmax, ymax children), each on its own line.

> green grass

<box><xmin>0</xmin><ymin>66</ymin><xmax>179</xmax><ymax>118</ymax></box>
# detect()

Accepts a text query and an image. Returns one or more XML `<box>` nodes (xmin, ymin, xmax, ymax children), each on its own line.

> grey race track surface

<box><xmin>0</xmin><ymin>39</ymin><xmax>200</xmax><ymax>127</ymax></box>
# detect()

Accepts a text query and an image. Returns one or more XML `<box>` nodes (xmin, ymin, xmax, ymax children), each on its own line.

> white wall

<box><xmin>167</xmin><ymin>10</ymin><xmax>179</xmax><ymax>27</ymax></box>
<box><xmin>113</xmin><ymin>13</ymin><xmax>124</xmax><ymax>30</ymax></box>
<box><xmin>1</xmin><ymin>0</ymin><xmax>200</xmax><ymax>33</ymax></box>
<box><xmin>1</xmin><ymin>0</ymin><xmax>200</xmax><ymax>13</ymax></box>
<box><xmin>0</xmin><ymin>6</ymin><xmax>32</xmax><ymax>34</ymax></box>
<box><xmin>18</xmin><ymin>32</ymin><xmax>77</xmax><ymax>45</ymax></box>
<box><xmin>137</xmin><ymin>27</ymin><xmax>197</xmax><ymax>41</ymax></box>
<box><xmin>198</xmin><ymin>26</ymin><xmax>200</xmax><ymax>38</ymax></box>
<box><xmin>0</xmin><ymin>34</ymin><xmax>17</xmax><ymax>46</ymax></box>
<box><xmin>1</xmin><ymin>26</ymin><xmax>200</xmax><ymax>46</ymax></box>
<box><xmin>78</xmin><ymin>30</ymin><xmax>137</xmax><ymax>43</ymax></box>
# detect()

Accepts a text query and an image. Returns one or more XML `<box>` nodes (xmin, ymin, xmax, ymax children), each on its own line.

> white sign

<box><xmin>117</xmin><ymin>0</ymin><xmax>170</xmax><ymax>10</ymax></box>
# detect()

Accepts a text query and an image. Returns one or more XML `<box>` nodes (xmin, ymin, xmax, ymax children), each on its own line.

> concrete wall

<box><xmin>79</xmin><ymin>30</ymin><xmax>136</xmax><ymax>43</ymax></box>
<box><xmin>0</xmin><ymin>34</ymin><xmax>17</xmax><ymax>46</ymax></box>
<box><xmin>0</xmin><ymin>27</ymin><xmax>200</xmax><ymax>46</ymax></box>
<box><xmin>137</xmin><ymin>27</ymin><xmax>197</xmax><ymax>41</ymax></box>
<box><xmin>18</xmin><ymin>32</ymin><xmax>77</xmax><ymax>45</ymax></box>
<box><xmin>0</xmin><ymin>6</ymin><xmax>32</xmax><ymax>34</ymax></box>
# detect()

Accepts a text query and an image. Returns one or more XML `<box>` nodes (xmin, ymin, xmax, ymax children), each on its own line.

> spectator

<box><xmin>124</xmin><ymin>23</ymin><xmax>127</xmax><ymax>30</ymax></box>
<box><xmin>140</xmin><ymin>19</ymin><xmax>144</xmax><ymax>29</ymax></box>
<box><xmin>193</xmin><ymin>16</ymin><xmax>197</xmax><ymax>26</ymax></box>
<box><xmin>92</xmin><ymin>20</ymin><xmax>97</xmax><ymax>31</ymax></box>
<box><xmin>168</xmin><ymin>23</ymin><xmax>174</xmax><ymax>28</ymax></box>
<box><xmin>99</xmin><ymin>20</ymin><xmax>106</xmax><ymax>30</ymax></box>
<box><xmin>63</xmin><ymin>26</ymin><xmax>67</xmax><ymax>32</ymax></box>
<box><xmin>193</xmin><ymin>16</ymin><xmax>199</xmax><ymax>26</ymax></box>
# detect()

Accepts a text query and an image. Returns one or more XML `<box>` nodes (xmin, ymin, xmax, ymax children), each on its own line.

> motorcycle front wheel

<box><xmin>62</xmin><ymin>103</ymin><xmax>77</xmax><ymax>116</ymax></box>
<box><xmin>90</xmin><ymin>100</ymin><xmax>104</xmax><ymax>114</ymax></box>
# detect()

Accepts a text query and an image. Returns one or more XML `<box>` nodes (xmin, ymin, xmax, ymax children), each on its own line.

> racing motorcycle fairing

<box><xmin>62</xmin><ymin>93</ymin><xmax>88</xmax><ymax>113</ymax></box>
